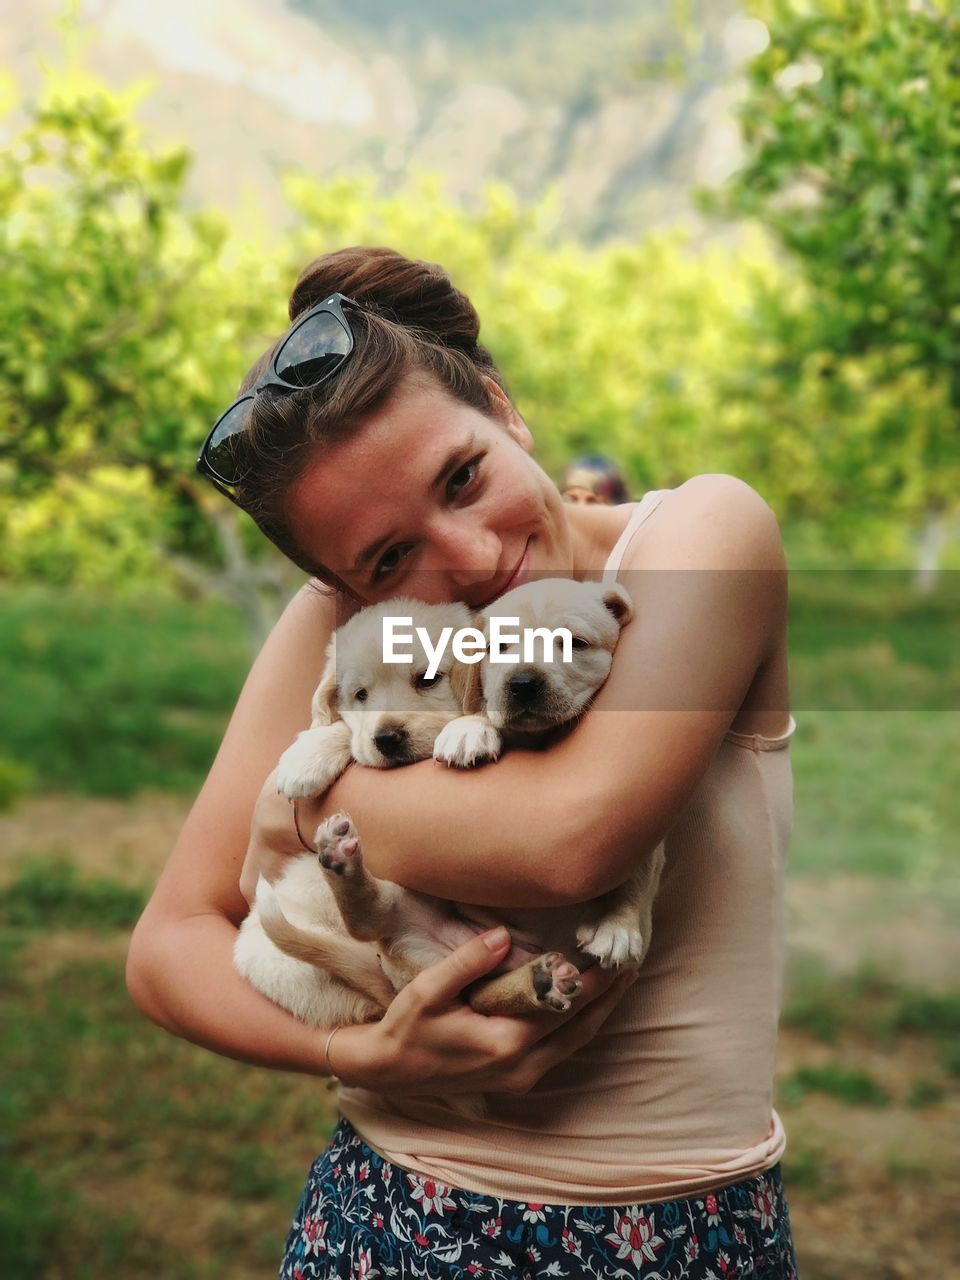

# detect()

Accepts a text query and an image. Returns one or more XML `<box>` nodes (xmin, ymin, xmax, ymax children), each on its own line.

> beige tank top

<box><xmin>338</xmin><ymin>490</ymin><xmax>794</xmax><ymax>1204</ymax></box>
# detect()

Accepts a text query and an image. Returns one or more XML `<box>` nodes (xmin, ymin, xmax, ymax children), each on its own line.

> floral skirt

<box><xmin>280</xmin><ymin>1116</ymin><xmax>799</xmax><ymax>1279</ymax></box>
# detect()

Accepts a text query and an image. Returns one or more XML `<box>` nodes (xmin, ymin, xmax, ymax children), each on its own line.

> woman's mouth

<box><xmin>475</xmin><ymin>539</ymin><xmax>531</xmax><ymax>608</ymax></box>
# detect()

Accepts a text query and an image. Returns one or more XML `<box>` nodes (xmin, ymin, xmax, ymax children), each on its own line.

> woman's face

<box><xmin>284</xmin><ymin>372</ymin><xmax>573</xmax><ymax>608</ymax></box>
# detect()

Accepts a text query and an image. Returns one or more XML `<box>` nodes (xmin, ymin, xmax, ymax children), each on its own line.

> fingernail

<box><xmin>482</xmin><ymin>926</ymin><xmax>510</xmax><ymax>951</ymax></box>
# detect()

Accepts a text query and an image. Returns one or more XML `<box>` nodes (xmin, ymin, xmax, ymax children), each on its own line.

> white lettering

<box><xmin>419</xmin><ymin>626</ymin><xmax>454</xmax><ymax>681</ymax></box>
<box><xmin>383</xmin><ymin>617</ymin><xmax>413</xmax><ymax>663</ymax></box>
<box><xmin>452</xmin><ymin>627</ymin><xmax>487</xmax><ymax>664</ymax></box>
<box><xmin>525</xmin><ymin>626</ymin><xmax>572</xmax><ymax>664</ymax></box>
<box><xmin>488</xmin><ymin>616</ymin><xmax>521</xmax><ymax>664</ymax></box>
<box><xmin>382</xmin><ymin>618</ymin><xmax>579</xmax><ymax>670</ymax></box>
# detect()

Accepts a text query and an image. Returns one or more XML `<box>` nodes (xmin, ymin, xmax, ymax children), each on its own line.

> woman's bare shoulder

<box><xmin>629</xmin><ymin>474</ymin><xmax>785</xmax><ymax>572</ymax></box>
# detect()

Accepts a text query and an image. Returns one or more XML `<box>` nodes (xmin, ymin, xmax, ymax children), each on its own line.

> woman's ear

<box><xmin>482</xmin><ymin>376</ymin><xmax>533</xmax><ymax>453</ymax></box>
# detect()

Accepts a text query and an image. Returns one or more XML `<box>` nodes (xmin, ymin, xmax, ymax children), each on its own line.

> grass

<box><xmin>0</xmin><ymin>569</ymin><xmax>955</xmax><ymax>1276</ymax></box>
<box><xmin>781</xmin><ymin>1063</ymin><xmax>892</xmax><ymax>1107</ymax></box>
<box><xmin>0</xmin><ymin>859</ymin><xmax>146</xmax><ymax>929</ymax></box>
<box><xmin>788</xmin><ymin>710</ymin><xmax>958</xmax><ymax>881</ymax></box>
<box><xmin>0</xmin><ymin>890</ymin><xmax>337</xmax><ymax>1279</ymax></box>
<box><xmin>0</xmin><ymin>586</ymin><xmax>249</xmax><ymax>798</ymax></box>
<box><xmin>782</xmin><ymin>960</ymin><xmax>960</xmax><ymax>1060</ymax></box>
<box><xmin>781</xmin><ymin>1140</ymin><xmax>844</xmax><ymax>1199</ymax></box>
<box><xmin>787</xmin><ymin>569</ymin><xmax>960</xmax><ymax>712</ymax></box>
<box><xmin>0</xmin><ymin>853</ymin><xmax>955</xmax><ymax>1276</ymax></box>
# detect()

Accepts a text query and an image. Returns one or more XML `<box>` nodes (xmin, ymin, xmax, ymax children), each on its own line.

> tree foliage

<box><xmin>3</xmin><ymin>14</ymin><xmax>958</xmax><ymax>625</ymax></box>
<box><xmin>711</xmin><ymin>0</ymin><xmax>959</xmax><ymax>548</ymax></box>
<box><xmin>0</xmin><ymin>66</ymin><xmax>300</xmax><ymax>634</ymax></box>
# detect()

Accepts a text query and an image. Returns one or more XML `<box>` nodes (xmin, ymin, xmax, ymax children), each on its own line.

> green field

<box><xmin>0</xmin><ymin>578</ymin><xmax>957</xmax><ymax>1278</ymax></box>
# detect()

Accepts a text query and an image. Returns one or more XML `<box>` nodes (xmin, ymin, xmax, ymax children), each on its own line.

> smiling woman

<box><xmin>282</xmin><ymin>372</ymin><xmax>551</xmax><ymax>606</ymax></box>
<box><xmin>127</xmin><ymin>245</ymin><xmax>799</xmax><ymax>1279</ymax></box>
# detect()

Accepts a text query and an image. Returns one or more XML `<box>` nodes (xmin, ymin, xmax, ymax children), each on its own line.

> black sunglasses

<box><xmin>196</xmin><ymin>292</ymin><xmax>361</xmax><ymax>500</ymax></box>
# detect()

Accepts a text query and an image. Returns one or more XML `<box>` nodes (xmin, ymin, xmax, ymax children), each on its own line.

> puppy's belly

<box><xmin>450</xmin><ymin>905</ymin><xmax>548</xmax><ymax>974</ymax></box>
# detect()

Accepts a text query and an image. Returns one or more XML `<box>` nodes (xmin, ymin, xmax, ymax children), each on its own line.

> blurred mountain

<box><xmin>2</xmin><ymin>0</ymin><xmax>761</xmax><ymax>240</ymax></box>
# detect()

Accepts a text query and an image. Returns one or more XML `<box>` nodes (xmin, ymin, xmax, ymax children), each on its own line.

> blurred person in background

<box><xmin>561</xmin><ymin>453</ymin><xmax>631</xmax><ymax>505</ymax></box>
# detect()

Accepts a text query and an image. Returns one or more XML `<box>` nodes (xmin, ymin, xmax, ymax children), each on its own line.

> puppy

<box><xmin>235</xmin><ymin>580</ymin><xmax>664</xmax><ymax>1043</ymax></box>
<box><xmin>274</xmin><ymin>598</ymin><xmax>479</xmax><ymax>801</ymax></box>
<box><xmin>432</xmin><ymin>578</ymin><xmax>665</xmax><ymax>975</ymax></box>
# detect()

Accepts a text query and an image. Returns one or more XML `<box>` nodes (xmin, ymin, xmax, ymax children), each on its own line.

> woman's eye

<box><xmin>447</xmin><ymin>457</ymin><xmax>481</xmax><ymax>497</ymax></box>
<box><xmin>354</xmin><ymin>688</ymin><xmax>368</xmax><ymax>703</ymax></box>
<box><xmin>373</xmin><ymin>544</ymin><xmax>413</xmax><ymax>582</ymax></box>
<box><xmin>415</xmin><ymin>672</ymin><xmax>442</xmax><ymax>690</ymax></box>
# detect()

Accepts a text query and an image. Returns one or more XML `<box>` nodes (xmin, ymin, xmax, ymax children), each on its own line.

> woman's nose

<box><xmin>429</xmin><ymin>516</ymin><xmax>503</xmax><ymax>586</ymax></box>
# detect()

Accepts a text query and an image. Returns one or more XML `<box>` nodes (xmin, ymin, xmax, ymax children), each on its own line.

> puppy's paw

<box><xmin>532</xmin><ymin>951</ymin><xmax>582</xmax><ymax>1013</ymax></box>
<box><xmin>577</xmin><ymin>920</ymin><xmax>645</xmax><ymax>970</ymax></box>
<box><xmin>315</xmin><ymin>813</ymin><xmax>361</xmax><ymax>878</ymax></box>
<box><xmin>432</xmin><ymin>716</ymin><xmax>502</xmax><ymax>768</ymax></box>
<box><xmin>277</xmin><ymin>729</ymin><xmax>345</xmax><ymax>799</ymax></box>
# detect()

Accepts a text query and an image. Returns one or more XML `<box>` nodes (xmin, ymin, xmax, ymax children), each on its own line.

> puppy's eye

<box><xmin>415</xmin><ymin>672</ymin><xmax>442</xmax><ymax>690</ymax></box>
<box><xmin>571</xmin><ymin>637</ymin><xmax>590</xmax><ymax>650</ymax></box>
<box><xmin>354</xmin><ymin>688</ymin><xmax>368</xmax><ymax>703</ymax></box>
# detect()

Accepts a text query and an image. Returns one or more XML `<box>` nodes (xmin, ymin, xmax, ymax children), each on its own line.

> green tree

<box><xmin>0</xmin><ymin>66</ymin><xmax>297</xmax><ymax>642</ymax></box>
<box><xmin>713</xmin><ymin>0</ymin><xmax>960</xmax><ymax>581</ymax></box>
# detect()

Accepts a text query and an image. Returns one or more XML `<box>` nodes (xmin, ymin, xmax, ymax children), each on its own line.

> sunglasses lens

<box><xmin>275</xmin><ymin>310</ymin><xmax>352</xmax><ymax>387</ymax></box>
<box><xmin>203</xmin><ymin>397</ymin><xmax>254</xmax><ymax>483</ymax></box>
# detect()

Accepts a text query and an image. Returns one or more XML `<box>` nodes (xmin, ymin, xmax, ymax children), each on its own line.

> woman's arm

<box><xmin>302</xmin><ymin>474</ymin><xmax>788</xmax><ymax>908</ymax></box>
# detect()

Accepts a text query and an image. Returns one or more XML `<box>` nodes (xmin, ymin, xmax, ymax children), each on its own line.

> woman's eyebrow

<box><xmin>350</xmin><ymin>432</ymin><xmax>478</xmax><ymax>573</ymax></box>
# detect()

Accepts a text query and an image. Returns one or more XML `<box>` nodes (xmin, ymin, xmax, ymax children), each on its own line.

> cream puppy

<box><xmin>434</xmin><ymin>578</ymin><xmax>665</xmax><ymax>972</ymax></box>
<box><xmin>235</xmin><ymin>579</ymin><xmax>663</xmax><ymax>1044</ymax></box>
<box><xmin>433</xmin><ymin>577</ymin><xmax>634</xmax><ymax>766</ymax></box>
<box><xmin>275</xmin><ymin>598</ymin><xmax>480</xmax><ymax>799</ymax></box>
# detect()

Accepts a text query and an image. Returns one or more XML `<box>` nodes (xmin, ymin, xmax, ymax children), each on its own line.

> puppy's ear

<box><xmin>309</xmin><ymin>636</ymin><xmax>341</xmax><ymax>727</ymax></box>
<box><xmin>602</xmin><ymin>584</ymin><xmax>634</xmax><ymax>628</ymax></box>
<box><xmin>450</xmin><ymin>611</ymin><xmax>487</xmax><ymax>714</ymax></box>
<box><xmin>450</xmin><ymin>659</ymin><xmax>484</xmax><ymax>717</ymax></box>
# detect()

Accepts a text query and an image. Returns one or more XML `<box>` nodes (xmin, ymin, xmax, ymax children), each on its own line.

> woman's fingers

<box><xmin>405</xmin><ymin>928</ymin><xmax>513</xmax><ymax>1010</ymax></box>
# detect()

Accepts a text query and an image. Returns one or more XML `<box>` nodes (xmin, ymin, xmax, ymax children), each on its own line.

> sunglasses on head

<box><xmin>196</xmin><ymin>292</ymin><xmax>361</xmax><ymax>501</ymax></box>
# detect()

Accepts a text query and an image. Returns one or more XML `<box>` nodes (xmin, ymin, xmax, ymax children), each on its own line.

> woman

<box><xmin>126</xmin><ymin>246</ymin><xmax>799</xmax><ymax>1278</ymax></box>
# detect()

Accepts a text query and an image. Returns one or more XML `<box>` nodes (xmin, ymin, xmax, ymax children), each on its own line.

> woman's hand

<box><xmin>330</xmin><ymin>928</ymin><xmax>635</xmax><ymax>1096</ymax></box>
<box><xmin>239</xmin><ymin>769</ymin><xmax>305</xmax><ymax>907</ymax></box>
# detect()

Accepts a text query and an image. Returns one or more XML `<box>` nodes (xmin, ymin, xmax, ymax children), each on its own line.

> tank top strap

<box><xmin>603</xmin><ymin>489</ymin><xmax>670</xmax><ymax>579</ymax></box>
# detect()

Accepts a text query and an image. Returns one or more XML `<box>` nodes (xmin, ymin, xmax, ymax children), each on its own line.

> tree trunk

<box><xmin>913</xmin><ymin>512</ymin><xmax>949</xmax><ymax>594</ymax></box>
<box><xmin>171</xmin><ymin>505</ymin><xmax>302</xmax><ymax>654</ymax></box>
<box><xmin>207</xmin><ymin>506</ymin><xmax>302</xmax><ymax>652</ymax></box>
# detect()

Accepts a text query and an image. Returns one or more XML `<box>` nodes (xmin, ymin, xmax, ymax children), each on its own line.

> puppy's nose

<box><xmin>374</xmin><ymin>726</ymin><xmax>410</xmax><ymax>758</ymax></box>
<box><xmin>507</xmin><ymin>672</ymin><xmax>545</xmax><ymax>703</ymax></box>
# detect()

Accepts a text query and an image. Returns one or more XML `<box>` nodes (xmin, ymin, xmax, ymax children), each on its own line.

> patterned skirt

<box><xmin>280</xmin><ymin>1116</ymin><xmax>799</xmax><ymax>1279</ymax></box>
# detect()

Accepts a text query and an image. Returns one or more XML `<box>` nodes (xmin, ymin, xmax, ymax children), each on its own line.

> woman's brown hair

<box><xmin>228</xmin><ymin>247</ymin><xmax>508</xmax><ymax>589</ymax></box>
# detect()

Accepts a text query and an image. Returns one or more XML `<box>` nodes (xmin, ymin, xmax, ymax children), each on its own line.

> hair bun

<box><xmin>289</xmin><ymin>247</ymin><xmax>480</xmax><ymax>352</ymax></box>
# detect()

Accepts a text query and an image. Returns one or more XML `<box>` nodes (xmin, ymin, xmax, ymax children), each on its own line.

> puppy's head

<box><xmin>317</xmin><ymin>598</ymin><xmax>476</xmax><ymax>768</ymax></box>
<box><xmin>472</xmin><ymin>578</ymin><xmax>633</xmax><ymax>736</ymax></box>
